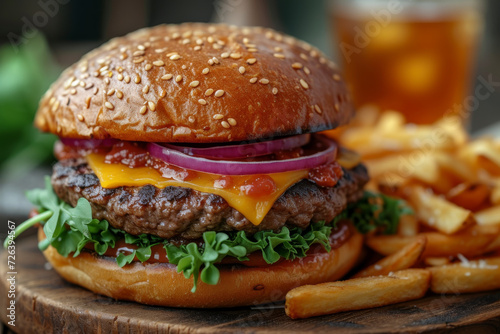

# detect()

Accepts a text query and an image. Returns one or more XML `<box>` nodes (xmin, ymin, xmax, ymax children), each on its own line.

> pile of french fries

<box><xmin>286</xmin><ymin>108</ymin><xmax>500</xmax><ymax>319</ymax></box>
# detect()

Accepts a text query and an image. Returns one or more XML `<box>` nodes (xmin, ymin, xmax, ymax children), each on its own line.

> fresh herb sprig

<box><xmin>4</xmin><ymin>180</ymin><xmax>411</xmax><ymax>292</ymax></box>
<box><xmin>334</xmin><ymin>191</ymin><xmax>413</xmax><ymax>235</ymax></box>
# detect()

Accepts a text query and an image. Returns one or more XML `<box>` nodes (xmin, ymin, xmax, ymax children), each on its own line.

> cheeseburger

<box><xmin>20</xmin><ymin>23</ymin><xmax>371</xmax><ymax>307</ymax></box>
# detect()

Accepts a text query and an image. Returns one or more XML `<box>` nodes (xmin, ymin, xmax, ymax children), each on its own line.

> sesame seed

<box><xmin>202</xmin><ymin>68</ymin><xmax>210</xmax><ymax>74</ymax></box>
<box><xmin>207</xmin><ymin>36</ymin><xmax>215</xmax><ymax>43</ymax></box>
<box><xmin>335</xmin><ymin>103</ymin><xmax>340</xmax><ymax>111</ymax></box>
<box><xmin>188</xmin><ymin>116</ymin><xmax>195</xmax><ymax>123</ymax></box>
<box><xmin>125</xmin><ymin>75</ymin><xmax>131</xmax><ymax>83</ymax></box>
<box><xmin>99</xmin><ymin>66</ymin><xmax>109</xmax><ymax>72</ymax></box>
<box><xmin>77</xmin><ymin>114</ymin><xmax>84</xmax><ymax>121</ymax></box>
<box><xmin>292</xmin><ymin>62</ymin><xmax>303</xmax><ymax>69</ymax></box>
<box><xmin>148</xmin><ymin>101</ymin><xmax>156</xmax><ymax>111</ymax></box>
<box><xmin>249</xmin><ymin>77</ymin><xmax>258</xmax><ymax>83</ymax></box>
<box><xmin>212</xmin><ymin>57</ymin><xmax>220</xmax><ymax>64</ymax></box>
<box><xmin>133</xmin><ymin>50</ymin><xmax>145</xmax><ymax>56</ymax></box>
<box><xmin>51</xmin><ymin>100</ymin><xmax>60</xmax><ymax>112</ymax></box>
<box><xmin>196</xmin><ymin>39</ymin><xmax>203</xmax><ymax>45</ymax></box>
<box><xmin>143</xmin><ymin>85</ymin><xmax>150</xmax><ymax>94</ymax></box>
<box><xmin>140</xmin><ymin>106</ymin><xmax>147</xmax><ymax>114</ymax></box>
<box><xmin>243</xmin><ymin>37</ymin><xmax>250</xmax><ymax>44</ymax></box>
<box><xmin>205</xmin><ymin>89</ymin><xmax>214</xmax><ymax>96</ymax></box>
<box><xmin>273</xmin><ymin>53</ymin><xmax>285</xmax><ymax>59</ymax></box>
<box><xmin>300</xmin><ymin>53</ymin><xmax>308</xmax><ymax>60</ymax></box>
<box><xmin>93</xmin><ymin>87</ymin><xmax>99</xmax><ymax>95</ymax></box>
<box><xmin>153</xmin><ymin>60</ymin><xmax>165</xmax><ymax>66</ymax></box>
<box><xmin>160</xmin><ymin>89</ymin><xmax>167</xmax><ymax>98</ymax></box>
<box><xmin>272</xmin><ymin>88</ymin><xmax>278</xmax><ymax>95</ymax></box>
<box><xmin>104</xmin><ymin>77</ymin><xmax>110</xmax><ymax>84</ymax></box>
<box><xmin>49</xmin><ymin>97</ymin><xmax>56</xmax><ymax>105</ymax></box>
<box><xmin>105</xmin><ymin>101</ymin><xmax>114</xmax><ymax>110</ymax></box>
<box><xmin>310</xmin><ymin>50</ymin><xmax>318</xmax><ymax>57</ymax></box>
<box><xmin>221</xmin><ymin>52</ymin><xmax>229</xmax><ymax>58</ymax></box>
<box><xmin>182</xmin><ymin>38</ymin><xmax>190</xmax><ymax>45</ymax></box>
<box><xmin>85</xmin><ymin>96</ymin><xmax>91</xmax><ymax>108</ymax></box>
<box><xmin>117</xmin><ymin>74</ymin><xmax>124</xmax><ymax>81</ymax></box>
<box><xmin>247</xmin><ymin>58</ymin><xmax>257</xmax><ymax>65</ymax></box>
<box><xmin>300</xmin><ymin>79</ymin><xmax>309</xmax><ymax>89</ymax></box>
<box><xmin>120</xmin><ymin>54</ymin><xmax>127</xmax><ymax>60</ymax></box>
<box><xmin>172</xmin><ymin>32</ymin><xmax>180</xmax><ymax>39</ymax></box>
<box><xmin>259</xmin><ymin>79</ymin><xmax>269</xmax><ymax>84</ymax></box>
<box><xmin>189</xmin><ymin>81</ymin><xmax>200</xmax><ymax>87</ymax></box>
<box><xmin>198</xmin><ymin>99</ymin><xmax>207</xmax><ymax>105</ymax></box>
<box><xmin>208</xmin><ymin>59</ymin><xmax>214</xmax><ymax>65</ymax></box>
<box><xmin>194</xmin><ymin>46</ymin><xmax>201</xmax><ymax>51</ymax></box>
<box><xmin>319</xmin><ymin>57</ymin><xmax>327</xmax><ymax>64</ymax></box>
<box><xmin>314</xmin><ymin>105</ymin><xmax>322</xmax><ymax>114</ymax></box>
<box><xmin>221</xmin><ymin>121</ymin><xmax>230</xmax><ymax>129</ymax></box>
<box><xmin>135</xmin><ymin>75</ymin><xmax>141</xmax><ymax>84</ymax></box>
<box><xmin>107</xmin><ymin>89</ymin><xmax>115</xmax><ymax>96</ymax></box>
<box><xmin>155</xmin><ymin>48</ymin><xmax>166</xmax><ymax>53</ymax></box>
<box><xmin>333</xmin><ymin>74</ymin><xmax>341</xmax><ymax>81</ymax></box>
<box><xmin>161</xmin><ymin>74</ymin><xmax>173</xmax><ymax>80</ymax></box>
<box><xmin>213</xmin><ymin>114</ymin><xmax>224</xmax><ymax>120</ymax></box>
<box><xmin>145</xmin><ymin>64</ymin><xmax>152</xmax><ymax>71</ymax></box>
<box><xmin>137</xmin><ymin>44</ymin><xmax>145</xmax><ymax>50</ymax></box>
<box><xmin>70</xmin><ymin>88</ymin><xmax>77</xmax><ymax>95</ymax></box>
<box><xmin>217</xmin><ymin>40</ymin><xmax>225</xmax><ymax>46</ymax></box>
<box><xmin>230</xmin><ymin>53</ymin><xmax>241</xmax><ymax>59</ymax></box>
<box><xmin>214</xmin><ymin>89</ymin><xmax>225</xmax><ymax>97</ymax></box>
<box><xmin>304</xmin><ymin>67</ymin><xmax>311</xmax><ymax>75</ymax></box>
<box><xmin>133</xmin><ymin>57</ymin><xmax>145</xmax><ymax>64</ymax></box>
<box><xmin>238</xmin><ymin>66</ymin><xmax>246</xmax><ymax>74</ymax></box>
<box><xmin>227</xmin><ymin>118</ymin><xmax>237</xmax><ymax>126</ymax></box>
<box><xmin>71</xmin><ymin>79</ymin><xmax>80</xmax><ymax>87</ymax></box>
<box><xmin>169</xmin><ymin>54</ymin><xmax>181</xmax><ymax>60</ymax></box>
<box><xmin>274</xmin><ymin>46</ymin><xmax>283</xmax><ymax>52</ymax></box>
<box><xmin>116</xmin><ymin>90</ymin><xmax>123</xmax><ymax>99</ymax></box>
<box><xmin>166</xmin><ymin>52</ymin><xmax>178</xmax><ymax>57</ymax></box>
<box><xmin>247</xmin><ymin>48</ymin><xmax>258</xmax><ymax>52</ymax></box>
<box><xmin>175</xmin><ymin>75</ymin><xmax>182</xmax><ymax>82</ymax></box>
<box><xmin>212</xmin><ymin>43</ymin><xmax>222</xmax><ymax>50</ymax></box>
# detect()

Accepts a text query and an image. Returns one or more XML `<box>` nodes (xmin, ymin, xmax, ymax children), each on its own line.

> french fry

<box><xmin>408</xmin><ymin>186</ymin><xmax>474</xmax><ymax>234</ymax></box>
<box><xmin>366</xmin><ymin>225</ymin><xmax>499</xmax><ymax>258</ymax></box>
<box><xmin>285</xmin><ymin>269</ymin><xmax>430</xmax><ymax>319</ymax></box>
<box><xmin>353</xmin><ymin>237</ymin><xmax>426</xmax><ymax>278</ymax></box>
<box><xmin>446</xmin><ymin>183</ymin><xmax>490</xmax><ymax>211</ymax></box>
<box><xmin>398</xmin><ymin>214</ymin><xmax>419</xmax><ymax>236</ymax></box>
<box><xmin>475</xmin><ymin>206</ymin><xmax>500</xmax><ymax>226</ymax></box>
<box><xmin>424</xmin><ymin>257</ymin><xmax>451</xmax><ymax>267</ymax></box>
<box><xmin>429</xmin><ymin>257</ymin><xmax>500</xmax><ymax>294</ymax></box>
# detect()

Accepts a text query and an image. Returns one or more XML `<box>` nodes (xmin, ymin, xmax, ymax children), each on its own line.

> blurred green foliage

<box><xmin>0</xmin><ymin>33</ymin><xmax>60</xmax><ymax>177</ymax></box>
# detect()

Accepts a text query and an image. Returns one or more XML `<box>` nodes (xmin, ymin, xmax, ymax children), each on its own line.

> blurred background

<box><xmin>0</xmin><ymin>0</ymin><xmax>499</xmax><ymax>234</ymax></box>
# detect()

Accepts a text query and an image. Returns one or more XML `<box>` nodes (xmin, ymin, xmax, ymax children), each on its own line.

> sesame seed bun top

<box><xmin>35</xmin><ymin>23</ymin><xmax>352</xmax><ymax>143</ymax></box>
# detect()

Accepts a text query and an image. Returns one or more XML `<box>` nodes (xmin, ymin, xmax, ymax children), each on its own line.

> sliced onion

<box><xmin>163</xmin><ymin>134</ymin><xmax>310</xmax><ymax>159</ymax></box>
<box><xmin>147</xmin><ymin>135</ymin><xmax>338</xmax><ymax>175</ymax></box>
<box><xmin>60</xmin><ymin>138</ymin><xmax>119</xmax><ymax>149</ymax></box>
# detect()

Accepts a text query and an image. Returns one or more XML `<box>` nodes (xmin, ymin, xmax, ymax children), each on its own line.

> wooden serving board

<box><xmin>2</xmin><ymin>235</ymin><xmax>500</xmax><ymax>334</ymax></box>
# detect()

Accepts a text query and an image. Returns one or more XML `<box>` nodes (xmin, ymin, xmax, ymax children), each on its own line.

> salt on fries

<box><xmin>285</xmin><ymin>269</ymin><xmax>430</xmax><ymax>319</ymax></box>
<box><xmin>284</xmin><ymin>110</ymin><xmax>500</xmax><ymax>319</ymax></box>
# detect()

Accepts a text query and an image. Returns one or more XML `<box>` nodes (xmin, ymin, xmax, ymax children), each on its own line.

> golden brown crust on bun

<box><xmin>39</xmin><ymin>225</ymin><xmax>363</xmax><ymax>308</ymax></box>
<box><xmin>35</xmin><ymin>23</ymin><xmax>352</xmax><ymax>143</ymax></box>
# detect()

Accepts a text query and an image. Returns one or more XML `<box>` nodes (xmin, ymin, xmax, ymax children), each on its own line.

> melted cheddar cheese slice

<box><xmin>87</xmin><ymin>153</ymin><xmax>308</xmax><ymax>226</ymax></box>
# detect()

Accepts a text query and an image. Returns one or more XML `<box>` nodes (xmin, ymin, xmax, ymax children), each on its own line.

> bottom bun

<box><xmin>39</xmin><ymin>225</ymin><xmax>363</xmax><ymax>308</ymax></box>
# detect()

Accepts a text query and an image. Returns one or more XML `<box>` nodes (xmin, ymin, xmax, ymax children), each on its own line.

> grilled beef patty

<box><xmin>51</xmin><ymin>159</ymin><xmax>369</xmax><ymax>239</ymax></box>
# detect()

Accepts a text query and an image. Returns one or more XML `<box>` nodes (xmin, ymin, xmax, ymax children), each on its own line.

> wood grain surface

<box><xmin>1</xmin><ymin>235</ymin><xmax>500</xmax><ymax>334</ymax></box>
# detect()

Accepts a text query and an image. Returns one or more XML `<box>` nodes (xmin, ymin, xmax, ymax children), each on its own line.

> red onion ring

<box><xmin>164</xmin><ymin>134</ymin><xmax>310</xmax><ymax>159</ymax></box>
<box><xmin>147</xmin><ymin>135</ymin><xmax>338</xmax><ymax>175</ymax></box>
<box><xmin>60</xmin><ymin>138</ymin><xmax>119</xmax><ymax>148</ymax></box>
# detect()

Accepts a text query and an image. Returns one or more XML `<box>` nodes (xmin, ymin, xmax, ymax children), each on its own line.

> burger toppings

<box><xmin>7</xmin><ymin>176</ymin><xmax>410</xmax><ymax>292</ymax></box>
<box><xmin>57</xmin><ymin>134</ymin><xmax>342</xmax><ymax>225</ymax></box>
